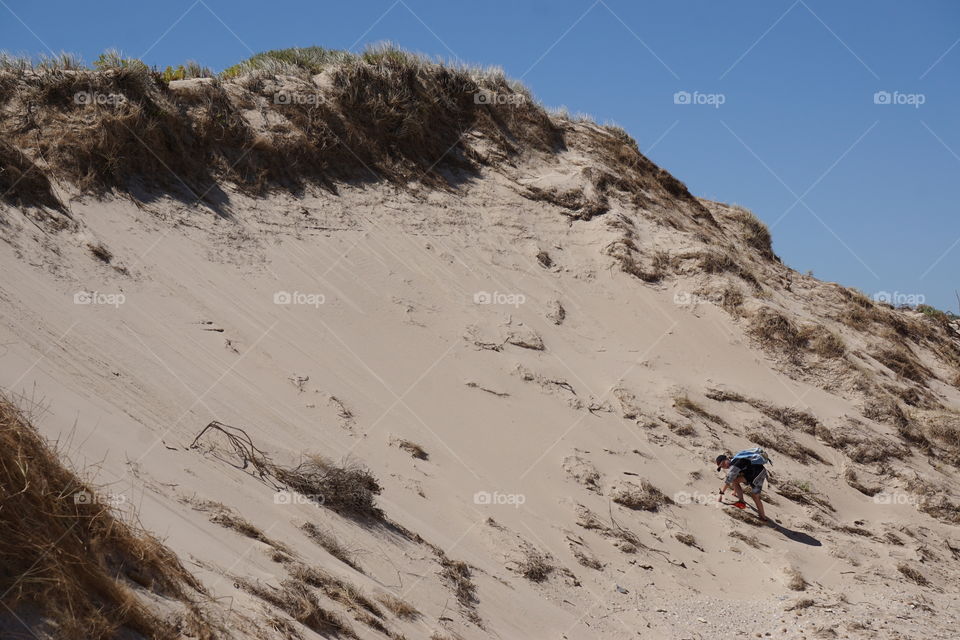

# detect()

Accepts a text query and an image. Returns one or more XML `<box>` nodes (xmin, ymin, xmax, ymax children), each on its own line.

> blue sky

<box><xmin>3</xmin><ymin>0</ymin><xmax>958</xmax><ymax>311</ymax></box>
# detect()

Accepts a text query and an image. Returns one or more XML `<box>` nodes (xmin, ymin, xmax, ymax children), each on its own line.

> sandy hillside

<box><xmin>1</xmin><ymin>52</ymin><xmax>959</xmax><ymax>640</ymax></box>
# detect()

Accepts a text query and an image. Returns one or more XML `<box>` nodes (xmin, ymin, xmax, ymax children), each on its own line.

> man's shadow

<box><xmin>768</xmin><ymin>520</ymin><xmax>821</xmax><ymax>546</ymax></box>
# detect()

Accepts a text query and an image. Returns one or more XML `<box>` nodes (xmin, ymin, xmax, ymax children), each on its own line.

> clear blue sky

<box><xmin>3</xmin><ymin>0</ymin><xmax>958</xmax><ymax>311</ymax></box>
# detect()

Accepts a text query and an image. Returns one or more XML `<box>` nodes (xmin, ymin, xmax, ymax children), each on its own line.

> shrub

<box><xmin>517</xmin><ymin>548</ymin><xmax>554</xmax><ymax>582</ymax></box>
<box><xmin>275</xmin><ymin>455</ymin><xmax>382</xmax><ymax>519</ymax></box>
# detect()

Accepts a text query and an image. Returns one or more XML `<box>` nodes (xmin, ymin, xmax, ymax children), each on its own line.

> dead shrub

<box><xmin>806</xmin><ymin>327</ymin><xmax>846</xmax><ymax>359</ymax></box>
<box><xmin>612</xmin><ymin>480</ymin><xmax>672</xmax><ymax>511</ymax></box>
<box><xmin>274</xmin><ymin>455</ymin><xmax>382</xmax><ymax>519</ymax></box>
<box><xmin>436</xmin><ymin>552</ymin><xmax>477</xmax><ymax>615</ymax></box>
<box><xmin>698</xmin><ymin>249</ymin><xmax>760</xmax><ymax>290</ymax></box>
<box><xmin>394</xmin><ymin>438</ymin><xmax>428</xmax><ymax>460</ymax></box>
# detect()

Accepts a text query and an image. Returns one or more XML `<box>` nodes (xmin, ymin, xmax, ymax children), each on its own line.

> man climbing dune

<box><xmin>715</xmin><ymin>448</ymin><xmax>769</xmax><ymax>521</ymax></box>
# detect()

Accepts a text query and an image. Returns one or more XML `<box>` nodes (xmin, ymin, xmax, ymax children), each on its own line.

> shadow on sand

<box><xmin>768</xmin><ymin>520</ymin><xmax>822</xmax><ymax>546</ymax></box>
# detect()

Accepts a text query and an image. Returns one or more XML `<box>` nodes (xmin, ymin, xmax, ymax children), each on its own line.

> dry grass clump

<box><xmin>675</xmin><ymin>532</ymin><xmax>699</xmax><ymax>548</ymax></box>
<box><xmin>436</xmin><ymin>551</ymin><xmax>478</xmax><ymax>619</ymax></box>
<box><xmin>0</xmin><ymin>139</ymin><xmax>63</xmax><ymax>210</ymax></box>
<box><xmin>377</xmin><ymin>593</ymin><xmax>419</xmax><ymax>620</ymax></box>
<box><xmin>729</xmin><ymin>530</ymin><xmax>767</xmax><ymax>548</ymax></box>
<box><xmin>605</xmin><ymin>239</ymin><xmax>663</xmax><ymax>282</ymax></box>
<box><xmin>896</xmin><ymin>563</ymin><xmax>929</xmax><ymax>586</ymax></box>
<box><xmin>776</xmin><ymin>480</ymin><xmax>834</xmax><ymax>512</ymax></box>
<box><xmin>705</xmin><ymin>387</ymin><xmax>820</xmax><ymax>434</ymax></box>
<box><xmin>237</xmin><ymin>577</ymin><xmax>355</xmax><ymax>637</ymax></box>
<box><xmin>747</xmin><ymin>425</ymin><xmax>823</xmax><ymax>464</ymax></box>
<box><xmin>871</xmin><ymin>346</ymin><xmax>932</xmax><ymax>384</ymax></box>
<box><xmin>612</xmin><ymin>480</ymin><xmax>673</xmax><ymax>511</ymax></box>
<box><xmin>274</xmin><ymin>455</ymin><xmax>383</xmax><ymax>519</ymax></box>
<box><xmin>748</xmin><ymin>307</ymin><xmax>809</xmax><ymax>355</ymax></box>
<box><xmin>517</xmin><ymin>548</ymin><xmax>555</xmax><ymax>582</ymax></box>
<box><xmin>87</xmin><ymin>242</ymin><xmax>113</xmax><ymax>263</ymax></box>
<box><xmin>301</xmin><ymin>522</ymin><xmax>361</xmax><ymax>572</ymax></box>
<box><xmin>784</xmin><ymin>566</ymin><xmax>808</xmax><ymax>591</ymax></box>
<box><xmin>697</xmin><ymin>249</ymin><xmax>760</xmax><ymax>290</ymax></box>
<box><xmin>843</xmin><ymin>469</ymin><xmax>881</xmax><ymax>496</ymax></box>
<box><xmin>728</xmin><ymin>205</ymin><xmax>774</xmax><ymax>258</ymax></box>
<box><xmin>0</xmin><ymin>396</ymin><xmax>202</xmax><ymax>639</ymax></box>
<box><xmin>284</xmin><ymin>563</ymin><xmax>383</xmax><ymax>625</ymax></box>
<box><xmin>393</xmin><ymin>437</ymin><xmax>429</xmax><ymax>460</ymax></box>
<box><xmin>674</xmin><ymin>395</ymin><xmax>728</xmax><ymax>427</ymax></box>
<box><xmin>805</xmin><ymin>326</ymin><xmax>846</xmax><ymax>359</ymax></box>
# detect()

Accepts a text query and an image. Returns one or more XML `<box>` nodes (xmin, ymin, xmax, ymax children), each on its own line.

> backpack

<box><xmin>731</xmin><ymin>447</ymin><xmax>771</xmax><ymax>466</ymax></box>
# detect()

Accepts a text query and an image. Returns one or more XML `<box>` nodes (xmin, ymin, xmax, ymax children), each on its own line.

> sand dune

<box><xmin>1</xmin><ymin>51</ymin><xmax>959</xmax><ymax>639</ymax></box>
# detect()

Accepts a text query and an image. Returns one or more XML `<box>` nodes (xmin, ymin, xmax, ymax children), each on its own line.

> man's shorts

<box><xmin>748</xmin><ymin>468</ymin><xmax>768</xmax><ymax>494</ymax></box>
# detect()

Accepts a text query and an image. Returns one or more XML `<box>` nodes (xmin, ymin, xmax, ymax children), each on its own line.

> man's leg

<box><xmin>749</xmin><ymin>492</ymin><xmax>766</xmax><ymax>519</ymax></box>
<box><xmin>730</xmin><ymin>477</ymin><xmax>745</xmax><ymax>503</ymax></box>
<box><xmin>750</xmin><ymin>469</ymin><xmax>768</xmax><ymax>519</ymax></box>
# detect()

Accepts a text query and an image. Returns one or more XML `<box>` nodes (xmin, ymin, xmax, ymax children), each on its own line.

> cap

<box><xmin>715</xmin><ymin>454</ymin><xmax>728</xmax><ymax>472</ymax></box>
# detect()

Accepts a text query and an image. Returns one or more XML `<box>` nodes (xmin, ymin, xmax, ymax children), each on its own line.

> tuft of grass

<box><xmin>776</xmin><ymin>480</ymin><xmax>834</xmax><ymax>512</ymax></box>
<box><xmin>87</xmin><ymin>242</ymin><xmax>113</xmax><ymax>263</ymax></box>
<box><xmin>675</xmin><ymin>532</ymin><xmax>698</xmax><ymax>548</ymax></box>
<box><xmin>872</xmin><ymin>347</ymin><xmax>932</xmax><ymax>384</ymax></box>
<box><xmin>612</xmin><ymin>480</ymin><xmax>673</xmax><ymax>512</ymax></box>
<box><xmin>394</xmin><ymin>438</ymin><xmax>428</xmax><ymax>460</ymax></box>
<box><xmin>377</xmin><ymin>593</ymin><xmax>419</xmax><ymax>620</ymax></box>
<box><xmin>729</xmin><ymin>530</ymin><xmax>767</xmax><ymax>548</ymax></box>
<box><xmin>517</xmin><ymin>548</ymin><xmax>555</xmax><ymax>582</ymax></box>
<box><xmin>748</xmin><ymin>307</ymin><xmax>809</xmax><ymax>355</ymax></box>
<box><xmin>675</xmin><ymin>395</ymin><xmax>727</xmax><ymax>427</ymax></box>
<box><xmin>896</xmin><ymin>563</ymin><xmax>929</xmax><ymax>586</ymax></box>
<box><xmin>784</xmin><ymin>566</ymin><xmax>808</xmax><ymax>591</ymax></box>
<box><xmin>729</xmin><ymin>205</ymin><xmax>774</xmax><ymax>259</ymax></box>
<box><xmin>237</xmin><ymin>577</ymin><xmax>355</xmax><ymax>637</ymax></box>
<box><xmin>300</xmin><ymin>522</ymin><xmax>361</xmax><ymax>572</ymax></box>
<box><xmin>747</xmin><ymin>425</ymin><xmax>823</xmax><ymax>464</ymax></box>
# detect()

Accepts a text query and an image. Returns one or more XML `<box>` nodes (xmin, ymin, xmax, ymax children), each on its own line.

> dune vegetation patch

<box><xmin>0</xmin><ymin>396</ymin><xmax>205</xmax><ymax>639</ymax></box>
